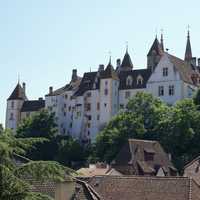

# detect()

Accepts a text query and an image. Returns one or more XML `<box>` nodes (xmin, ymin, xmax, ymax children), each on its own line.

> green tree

<box><xmin>95</xmin><ymin>112</ymin><xmax>145</xmax><ymax>162</ymax></box>
<box><xmin>95</xmin><ymin>92</ymin><xmax>169</xmax><ymax>163</ymax></box>
<box><xmin>0</xmin><ymin>124</ymin><xmax>3</xmax><ymax>133</ymax></box>
<box><xmin>16</xmin><ymin>110</ymin><xmax>58</xmax><ymax>161</ymax></box>
<box><xmin>17</xmin><ymin>109</ymin><xmax>57</xmax><ymax>139</ymax></box>
<box><xmin>193</xmin><ymin>89</ymin><xmax>200</xmax><ymax>108</ymax></box>
<box><xmin>55</xmin><ymin>136</ymin><xmax>85</xmax><ymax>167</ymax></box>
<box><xmin>159</xmin><ymin>99</ymin><xmax>200</xmax><ymax>172</ymax></box>
<box><xmin>0</xmin><ymin>129</ymin><xmax>75</xmax><ymax>200</ymax></box>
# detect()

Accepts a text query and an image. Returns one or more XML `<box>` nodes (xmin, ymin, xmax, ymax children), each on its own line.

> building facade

<box><xmin>6</xmin><ymin>32</ymin><xmax>200</xmax><ymax>141</ymax></box>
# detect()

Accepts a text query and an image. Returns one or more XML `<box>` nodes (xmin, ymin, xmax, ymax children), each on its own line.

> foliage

<box><xmin>0</xmin><ymin>129</ymin><xmax>75</xmax><ymax>199</ymax></box>
<box><xmin>95</xmin><ymin>112</ymin><xmax>145</xmax><ymax>162</ymax></box>
<box><xmin>95</xmin><ymin>92</ymin><xmax>200</xmax><ymax>172</ymax></box>
<box><xmin>193</xmin><ymin>88</ymin><xmax>200</xmax><ymax>108</ymax></box>
<box><xmin>17</xmin><ymin>109</ymin><xmax>57</xmax><ymax>139</ymax></box>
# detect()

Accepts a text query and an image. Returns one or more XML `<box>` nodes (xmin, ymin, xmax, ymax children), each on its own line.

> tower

<box><xmin>99</xmin><ymin>58</ymin><xmax>119</xmax><ymax>128</ymax></box>
<box><xmin>6</xmin><ymin>82</ymin><xmax>27</xmax><ymax>133</ymax></box>
<box><xmin>147</xmin><ymin>36</ymin><xmax>163</xmax><ymax>72</ymax></box>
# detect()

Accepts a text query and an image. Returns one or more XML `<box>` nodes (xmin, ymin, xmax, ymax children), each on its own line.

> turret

<box><xmin>5</xmin><ymin>82</ymin><xmax>27</xmax><ymax>133</ymax></box>
<box><xmin>118</xmin><ymin>47</ymin><xmax>133</xmax><ymax>72</ymax></box>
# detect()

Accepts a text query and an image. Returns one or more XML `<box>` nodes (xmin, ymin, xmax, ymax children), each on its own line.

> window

<box><xmin>126</xmin><ymin>76</ymin><xmax>132</xmax><ymax>86</ymax></box>
<box><xmin>11</xmin><ymin>101</ymin><xmax>14</xmax><ymax>109</ymax></box>
<box><xmin>137</xmin><ymin>76</ymin><xmax>143</xmax><ymax>85</ymax></box>
<box><xmin>87</xmin><ymin>92</ymin><xmax>91</xmax><ymax>97</ymax></box>
<box><xmin>68</xmin><ymin>106</ymin><xmax>71</xmax><ymax>111</ymax></box>
<box><xmin>65</xmin><ymin>94</ymin><xmax>68</xmax><ymax>99</ymax></box>
<box><xmin>97</xmin><ymin>102</ymin><xmax>100</xmax><ymax>110</ymax></box>
<box><xmin>86</xmin><ymin>103</ymin><xmax>91</xmax><ymax>111</ymax></box>
<box><xmin>120</xmin><ymin>104</ymin><xmax>124</xmax><ymax>109</ymax></box>
<box><xmin>88</xmin><ymin>123</ymin><xmax>91</xmax><ymax>128</ymax></box>
<box><xmin>158</xmin><ymin>86</ymin><xmax>164</xmax><ymax>96</ymax></box>
<box><xmin>97</xmin><ymin>115</ymin><xmax>100</xmax><ymax>120</ymax></box>
<box><xmin>10</xmin><ymin>113</ymin><xmax>14</xmax><ymax>120</ymax></box>
<box><xmin>104</xmin><ymin>103</ymin><xmax>107</xmax><ymax>107</ymax></box>
<box><xmin>88</xmin><ymin>115</ymin><xmax>92</xmax><ymax>120</ymax></box>
<box><xmin>104</xmin><ymin>89</ymin><xmax>108</xmax><ymax>95</ymax></box>
<box><xmin>105</xmin><ymin>81</ymin><xmax>108</xmax><ymax>86</ymax></box>
<box><xmin>63</xmin><ymin>112</ymin><xmax>66</xmax><ymax>116</ymax></box>
<box><xmin>169</xmin><ymin>85</ymin><xmax>174</xmax><ymax>96</ymax></box>
<box><xmin>163</xmin><ymin>68</ymin><xmax>168</xmax><ymax>77</ymax></box>
<box><xmin>64</xmin><ymin>103</ymin><xmax>67</xmax><ymax>108</ymax></box>
<box><xmin>144</xmin><ymin>152</ymin><xmax>154</xmax><ymax>161</ymax></box>
<box><xmin>125</xmin><ymin>91</ymin><xmax>131</xmax><ymax>99</ymax></box>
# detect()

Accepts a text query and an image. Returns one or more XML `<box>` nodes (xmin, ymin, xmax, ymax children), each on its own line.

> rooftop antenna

<box><xmin>108</xmin><ymin>51</ymin><xmax>112</xmax><ymax>64</ymax></box>
<box><xmin>126</xmin><ymin>41</ymin><xmax>129</xmax><ymax>53</ymax></box>
<box><xmin>18</xmin><ymin>73</ymin><xmax>20</xmax><ymax>84</ymax></box>
<box><xmin>155</xmin><ymin>28</ymin><xmax>158</xmax><ymax>38</ymax></box>
<box><xmin>187</xmin><ymin>24</ymin><xmax>190</xmax><ymax>38</ymax></box>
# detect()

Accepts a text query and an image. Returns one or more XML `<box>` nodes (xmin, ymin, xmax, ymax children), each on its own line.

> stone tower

<box><xmin>6</xmin><ymin>82</ymin><xmax>27</xmax><ymax>133</ymax></box>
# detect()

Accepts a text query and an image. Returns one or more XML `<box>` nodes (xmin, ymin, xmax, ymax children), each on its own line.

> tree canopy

<box><xmin>0</xmin><ymin>129</ymin><xmax>75</xmax><ymax>200</ymax></box>
<box><xmin>95</xmin><ymin>91</ymin><xmax>200</xmax><ymax>172</ymax></box>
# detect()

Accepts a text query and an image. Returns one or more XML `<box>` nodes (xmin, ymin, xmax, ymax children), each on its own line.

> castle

<box><xmin>6</xmin><ymin>31</ymin><xmax>200</xmax><ymax>142</ymax></box>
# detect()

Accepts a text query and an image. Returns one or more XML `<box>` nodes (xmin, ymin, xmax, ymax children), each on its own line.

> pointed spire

<box><xmin>121</xmin><ymin>49</ymin><xmax>133</xmax><ymax>71</ymax></box>
<box><xmin>184</xmin><ymin>27</ymin><xmax>192</xmax><ymax>62</ymax></box>
<box><xmin>147</xmin><ymin>36</ymin><xmax>163</xmax><ymax>56</ymax></box>
<box><xmin>160</xmin><ymin>29</ymin><xmax>164</xmax><ymax>51</ymax></box>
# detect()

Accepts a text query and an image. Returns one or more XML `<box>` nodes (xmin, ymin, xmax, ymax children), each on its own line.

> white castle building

<box><xmin>6</xmin><ymin>32</ymin><xmax>200</xmax><ymax>142</ymax></box>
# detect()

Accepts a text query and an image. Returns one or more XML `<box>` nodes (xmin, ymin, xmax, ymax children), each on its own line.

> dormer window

<box><xmin>163</xmin><ymin>68</ymin><xmax>168</xmax><ymax>76</ymax></box>
<box><xmin>11</xmin><ymin>101</ymin><xmax>14</xmax><ymax>109</ymax></box>
<box><xmin>126</xmin><ymin>76</ymin><xmax>132</xmax><ymax>86</ymax></box>
<box><xmin>144</xmin><ymin>148</ymin><xmax>155</xmax><ymax>161</ymax></box>
<box><xmin>137</xmin><ymin>75</ymin><xmax>143</xmax><ymax>85</ymax></box>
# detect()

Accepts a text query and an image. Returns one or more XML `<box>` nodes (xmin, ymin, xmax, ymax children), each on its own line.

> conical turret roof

<box><xmin>121</xmin><ymin>50</ymin><xmax>133</xmax><ymax>70</ymax></box>
<box><xmin>7</xmin><ymin>83</ymin><xmax>27</xmax><ymax>100</ymax></box>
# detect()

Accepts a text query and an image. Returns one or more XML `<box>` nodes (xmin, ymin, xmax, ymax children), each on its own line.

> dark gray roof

<box><xmin>8</xmin><ymin>83</ymin><xmax>27</xmax><ymax>100</ymax></box>
<box><xmin>100</xmin><ymin>62</ymin><xmax>118</xmax><ymax>80</ymax></box>
<box><xmin>74</xmin><ymin>72</ymin><xmax>99</xmax><ymax>96</ymax></box>
<box><xmin>147</xmin><ymin>37</ymin><xmax>163</xmax><ymax>56</ymax></box>
<box><xmin>46</xmin><ymin>78</ymin><xmax>81</xmax><ymax>97</ymax></box>
<box><xmin>21</xmin><ymin>100</ymin><xmax>45</xmax><ymax>112</ymax></box>
<box><xmin>119</xmin><ymin>69</ymin><xmax>152</xmax><ymax>90</ymax></box>
<box><xmin>120</xmin><ymin>51</ymin><xmax>133</xmax><ymax>70</ymax></box>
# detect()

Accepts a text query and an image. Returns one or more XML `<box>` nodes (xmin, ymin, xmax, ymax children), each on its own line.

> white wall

<box><xmin>147</xmin><ymin>53</ymin><xmax>183</xmax><ymax>105</ymax></box>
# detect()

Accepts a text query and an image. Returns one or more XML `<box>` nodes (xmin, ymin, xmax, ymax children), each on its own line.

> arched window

<box><xmin>137</xmin><ymin>75</ymin><xmax>143</xmax><ymax>85</ymax></box>
<box><xmin>126</xmin><ymin>76</ymin><xmax>132</xmax><ymax>86</ymax></box>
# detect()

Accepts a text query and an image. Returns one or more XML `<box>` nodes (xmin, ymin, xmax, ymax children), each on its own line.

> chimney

<box><xmin>38</xmin><ymin>97</ymin><xmax>43</xmax><ymax>101</ymax></box>
<box><xmin>98</xmin><ymin>64</ymin><xmax>104</xmax><ymax>72</ymax></box>
<box><xmin>191</xmin><ymin>57</ymin><xmax>196</xmax><ymax>67</ymax></box>
<box><xmin>198</xmin><ymin>58</ymin><xmax>200</xmax><ymax>67</ymax></box>
<box><xmin>72</xmin><ymin>69</ymin><xmax>77</xmax><ymax>81</ymax></box>
<box><xmin>49</xmin><ymin>86</ymin><xmax>53</xmax><ymax>95</ymax></box>
<box><xmin>168</xmin><ymin>153</ymin><xmax>172</xmax><ymax>161</ymax></box>
<box><xmin>22</xmin><ymin>82</ymin><xmax>26</xmax><ymax>93</ymax></box>
<box><xmin>116</xmin><ymin>58</ymin><xmax>121</xmax><ymax>68</ymax></box>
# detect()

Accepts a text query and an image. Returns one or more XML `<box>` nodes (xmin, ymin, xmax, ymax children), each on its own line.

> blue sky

<box><xmin>1</xmin><ymin>0</ymin><xmax>200</xmax><ymax>125</ymax></box>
